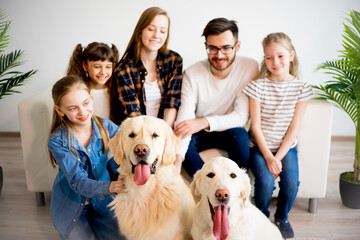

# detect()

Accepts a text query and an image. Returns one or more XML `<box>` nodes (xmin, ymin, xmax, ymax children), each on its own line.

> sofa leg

<box><xmin>35</xmin><ymin>192</ymin><xmax>45</xmax><ymax>207</ymax></box>
<box><xmin>308</xmin><ymin>198</ymin><xmax>318</xmax><ymax>213</ymax></box>
<box><xmin>0</xmin><ymin>166</ymin><xmax>3</xmax><ymax>194</ymax></box>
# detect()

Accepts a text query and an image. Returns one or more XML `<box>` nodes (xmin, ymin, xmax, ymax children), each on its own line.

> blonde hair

<box><xmin>120</xmin><ymin>7</ymin><xmax>170</xmax><ymax>63</ymax></box>
<box><xmin>258</xmin><ymin>32</ymin><xmax>299</xmax><ymax>79</ymax></box>
<box><xmin>49</xmin><ymin>75</ymin><xmax>110</xmax><ymax>167</ymax></box>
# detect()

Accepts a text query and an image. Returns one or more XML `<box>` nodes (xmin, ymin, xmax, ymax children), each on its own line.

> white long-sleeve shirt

<box><xmin>175</xmin><ymin>56</ymin><xmax>259</xmax><ymax>157</ymax></box>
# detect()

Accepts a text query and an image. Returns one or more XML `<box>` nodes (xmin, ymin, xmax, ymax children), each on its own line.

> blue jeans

<box><xmin>183</xmin><ymin>127</ymin><xmax>249</xmax><ymax>177</ymax></box>
<box><xmin>61</xmin><ymin>204</ymin><xmax>126</xmax><ymax>240</ymax></box>
<box><xmin>250</xmin><ymin>147</ymin><xmax>299</xmax><ymax>222</ymax></box>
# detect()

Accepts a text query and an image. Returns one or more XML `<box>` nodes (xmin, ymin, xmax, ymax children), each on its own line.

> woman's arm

<box><xmin>163</xmin><ymin>108</ymin><xmax>177</xmax><ymax>128</ymax></box>
<box><xmin>115</xmin><ymin>63</ymin><xmax>143</xmax><ymax>118</ymax></box>
<box><xmin>162</xmin><ymin>52</ymin><xmax>182</xmax><ymax>115</ymax></box>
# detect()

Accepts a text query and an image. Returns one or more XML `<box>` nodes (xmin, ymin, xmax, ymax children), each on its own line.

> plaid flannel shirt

<box><xmin>112</xmin><ymin>50</ymin><xmax>182</xmax><ymax>123</ymax></box>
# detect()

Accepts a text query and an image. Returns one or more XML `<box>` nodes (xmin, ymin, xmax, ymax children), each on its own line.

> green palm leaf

<box><xmin>314</xmin><ymin>9</ymin><xmax>360</xmax><ymax>181</ymax></box>
<box><xmin>317</xmin><ymin>60</ymin><xmax>358</xmax><ymax>86</ymax></box>
<box><xmin>0</xmin><ymin>11</ymin><xmax>10</xmax><ymax>53</ymax></box>
<box><xmin>0</xmin><ymin>9</ymin><xmax>37</xmax><ymax>100</ymax></box>
<box><xmin>0</xmin><ymin>70</ymin><xmax>36</xmax><ymax>99</ymax></box>
<box><xmin>313</xmin><ymin>86</ymin><xmax>360</xmax><ymax>124</ymax></box>
<box><xmin>0</xmin><ymin>50</ymin><xmax>24</xmax><ymax>77</ymax></box>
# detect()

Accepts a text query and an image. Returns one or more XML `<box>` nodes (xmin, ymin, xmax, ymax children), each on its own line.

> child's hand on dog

<box><xmin>109</xmin><ymin>175</ymin><xmax>127</xmax><ymax>194</ymax></box>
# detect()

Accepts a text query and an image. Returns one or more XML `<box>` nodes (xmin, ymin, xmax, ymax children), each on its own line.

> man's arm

<box><xmin>205</xmin><ymin>92</ymin><xmax>249</xmax><ymax>132</ymax></box>
<box><xmin>205</xmin><ymin>59</ymin><xmax>259</xmax><ymax>132</ymax></box>
<box><xmin>174</xmin><ymin>70</ymin><xmax>199</xmax><ymax>157</ymax></box>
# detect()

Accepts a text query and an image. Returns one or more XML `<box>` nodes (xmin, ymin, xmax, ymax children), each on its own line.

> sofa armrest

<box><xmin>18</xmin><ymin>89</ymin><xmax>58</xmax><ymax>193</ymax></box>
<box><xmin>297</xmin><ymin>99</ymin><xmax>333</xmax><ymax>199</ymax></box>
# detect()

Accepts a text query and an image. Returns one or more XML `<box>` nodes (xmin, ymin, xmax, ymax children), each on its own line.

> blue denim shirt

<box><xmin>48</xmin><ymin>117</ymin><xmax>120</xmax><ymax>236</ymax></box>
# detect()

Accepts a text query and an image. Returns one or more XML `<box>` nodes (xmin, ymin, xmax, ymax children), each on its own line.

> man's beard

<box><xmin>208</xmin><ymin>54</ymin><xmax>236</xmax><ymax>72</ymax></box>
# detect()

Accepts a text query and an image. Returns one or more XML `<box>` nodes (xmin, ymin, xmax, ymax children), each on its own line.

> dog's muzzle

<box><xmin>131</xmin><ymin>159</ymin><xmax>158</xmax><ymax>174</ymax></box>
<box><xmin>208</xmin><ymin>198</ymin><xmax>230</xmax><ymax>221</ymax></box>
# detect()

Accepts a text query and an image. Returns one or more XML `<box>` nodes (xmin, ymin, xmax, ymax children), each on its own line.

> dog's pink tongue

<box><xmin>133</xmin><ymin>163</ymin><xmax>151</xmax><ymax>186</ymax></box>
<box><xmin>213</xmin><ymin>205</ymin><xmax>229</xmax><ymax>240</ymax></box>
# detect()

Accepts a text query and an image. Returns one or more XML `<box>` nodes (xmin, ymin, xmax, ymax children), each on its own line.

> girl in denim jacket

<box><xmin>48</xmin><ymin>75</ymin><xmax>126</xmax><ymax>240</ymax></box>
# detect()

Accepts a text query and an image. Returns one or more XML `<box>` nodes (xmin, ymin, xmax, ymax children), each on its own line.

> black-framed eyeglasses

<box><xmin>206</xmin><ymin>42</ymin><xmax>237</xmax><ymax>55</ymax></box>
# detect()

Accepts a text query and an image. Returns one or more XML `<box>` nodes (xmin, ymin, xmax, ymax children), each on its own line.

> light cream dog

<box><xmin>109</xmin><ymin>116</ymin><xmax>194</xmax><ymax>240</ymax></box>
<box><xmin>190</xmin><ymin>156</ymin><xmax>282</xmax><ymax>240</ymax></box>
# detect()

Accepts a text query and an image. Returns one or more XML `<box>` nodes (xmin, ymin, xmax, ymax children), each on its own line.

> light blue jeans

<box><xmin>61</xmin><ymin>204</ymin><xmax>126</xmax><ymax>240</ymax></box>
<box><xmin>250</xmin><ymin>146</ymin><xmax>299</xmax><ymax>222</ymax></box>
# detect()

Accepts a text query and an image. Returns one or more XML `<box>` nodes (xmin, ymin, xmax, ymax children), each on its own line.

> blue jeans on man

<box><xmin>250</xmin><ymin>146</ymin><xmax>299</xmax><ymax>223</ymax></box>
<box><xmin>183</xmin><ymin>127</ymin><xmax>249</xmax><ymax>177</ymax></box>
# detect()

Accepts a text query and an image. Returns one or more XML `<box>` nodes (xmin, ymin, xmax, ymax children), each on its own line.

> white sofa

<box><xmin>191</xmin><ymin>98</ymin><xmax>333</xmax><ymax>213</ymax></box>
<box><xmin>18</xmin><ymin>89</ymin><xmax>333</xmax><ymax>213</ymax></box>
<box><xmin>18</xmin><ymin>89</ymin><xmax>58</xmax><ymax>206</ymax></box>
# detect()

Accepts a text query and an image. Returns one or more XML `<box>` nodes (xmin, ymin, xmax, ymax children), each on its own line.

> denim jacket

<box><xmin>48</xmin><ymin>117</ymin><xmax>120</xmax><ymax>236</ymax></box>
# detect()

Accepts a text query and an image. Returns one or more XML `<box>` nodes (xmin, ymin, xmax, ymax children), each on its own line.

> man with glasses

<box><xmin>174</xmin><ymin>18</ymin><xmax>258</xmax><ymax>177</ymax></box>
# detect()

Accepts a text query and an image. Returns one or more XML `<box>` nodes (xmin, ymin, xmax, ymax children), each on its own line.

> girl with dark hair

<box><xmin>67</xmin><ymin>42</ymin><xmax>119</xmax><ymax>120</ymax></box>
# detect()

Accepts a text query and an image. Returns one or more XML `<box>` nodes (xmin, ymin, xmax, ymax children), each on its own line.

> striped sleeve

<box><xmin>298</xmin><ymin>82</ymin><xmax>313</xmax><ymax>102</ymax></box>
<box><xmin>243</xmin><ymin>79</ymin><xmax>263</xmax><ymax>100</ymax></box>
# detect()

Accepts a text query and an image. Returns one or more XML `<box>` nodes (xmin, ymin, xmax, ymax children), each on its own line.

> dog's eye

<box><xmin>129</xmin><ymin>132</ymin><xmax>135</xmax><ymax>138</ymax></box>
<box><xmin>152</xmin><ymin>133</ymin><xmax>159</xmax><ymax>138</ymax></box>
<box><xmin>230</xmin><ymin>173</ymin><xmax>237</xmax><ymax>178</ymax></box>
<box><xmin>206</xmin><ymin>172</ymin><xmax>215</xmax><ymax>178</ymax></box>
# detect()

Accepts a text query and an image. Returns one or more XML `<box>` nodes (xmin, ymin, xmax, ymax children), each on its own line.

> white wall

<box><xmin>1</xmin><ymin>0</ymin><xmax>359</xmax><ymax>135</ymax></box>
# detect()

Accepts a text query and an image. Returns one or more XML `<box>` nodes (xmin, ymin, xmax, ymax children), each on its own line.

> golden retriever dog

<box><xmin>109</xmin><ymin>116</ymin><xmax>194</xmax><ymax>240</ymax></box>
<box><xmin>190</xmin><ymin>156</ymin><xmax>282</xmax><ymax>240</ymax></box>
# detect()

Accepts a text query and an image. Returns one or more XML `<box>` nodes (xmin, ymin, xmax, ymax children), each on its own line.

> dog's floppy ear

<box><xmin>239</xmin><ymin>169</ymin><xmax>251</xmax><ymax>208</ymax></box>
<box><xmin>190</xmin><ymin>171</ymin><xmax>202</xmax><ymax>203</ymax></box>
<box><xmin>162</xmin><ymin>125</ymin><xmax>181</xmax><ymax>166</ymax></box>
<box><xmin>109</xmin><ymin>129</ymin><xmax>124</xmax><ymax>165</ymax></box>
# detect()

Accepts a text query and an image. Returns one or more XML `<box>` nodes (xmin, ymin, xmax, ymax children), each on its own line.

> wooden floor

<box><xmin>0</xmin><ymin>135</ymin><xmax>359</xmax><ymax>240</ymax></box>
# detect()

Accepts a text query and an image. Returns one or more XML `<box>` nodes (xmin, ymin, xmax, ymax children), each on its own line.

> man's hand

<box><xmin>174</xmin><ymin>118</ymin><xmax>209</xmax><ymax>139</ymax></box>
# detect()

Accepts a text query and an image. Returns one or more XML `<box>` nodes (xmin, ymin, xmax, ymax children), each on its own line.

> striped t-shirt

<box><xmin>243</xmin><ymin>78</ymin><xmax>313</xmax><ymax>151</ymax></box>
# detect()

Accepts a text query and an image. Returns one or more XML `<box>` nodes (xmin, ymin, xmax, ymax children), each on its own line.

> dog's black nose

<box><xmin>215</xmin><ymin>189</ymin><xmax>230</xmax><ymax>202</ymax></box>
<box><xmin>134</xmin><ymin>144</ymin><xmax>149</xmax><ymax>157</ymax></box>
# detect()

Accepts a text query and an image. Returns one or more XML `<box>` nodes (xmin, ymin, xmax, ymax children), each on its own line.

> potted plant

<box><xmin>0</xmin><ymin>9</ymin><xmax>37</xmax><ymax>193</ymax></box>
<box><xmin>313</xmin><ymin>9</ymin><xmax>360</xmax><ymax>208</ymax></box>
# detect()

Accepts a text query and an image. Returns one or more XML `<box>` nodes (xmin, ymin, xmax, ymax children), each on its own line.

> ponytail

<box><xmin>67</xmin><ymin>44</ymin><xmax>87</xmax><ymax>81</ymax></box>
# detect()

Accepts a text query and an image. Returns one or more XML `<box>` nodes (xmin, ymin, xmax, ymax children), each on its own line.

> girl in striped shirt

<box><xmin>243</xmin><ymin>32</ymin><xmax>312</xmax><ymax>239</ymax></box>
